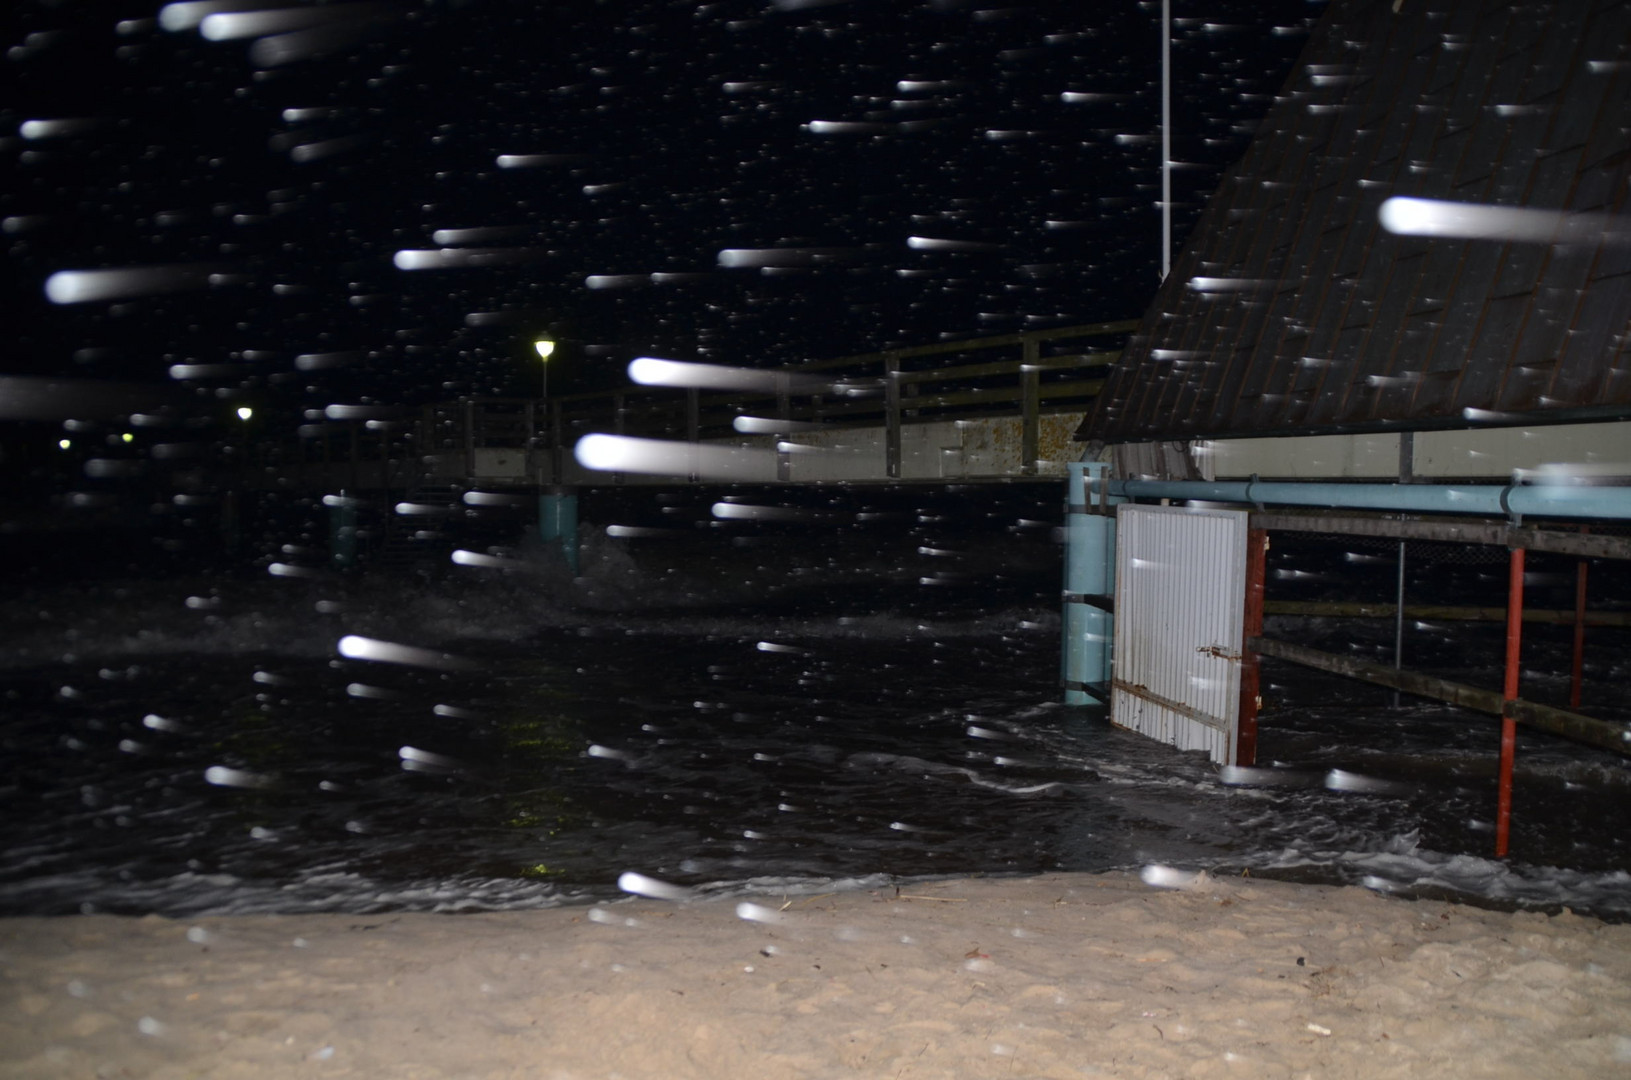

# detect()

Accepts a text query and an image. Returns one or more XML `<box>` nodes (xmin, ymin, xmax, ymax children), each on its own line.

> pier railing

<box><xmin>252</xmin><ymin>319</ymin><xmax>1139</xmax><ymax>489</ymax></box>
<box><xmin>480</xmin><ymin>318</ymin><xmax>1137</xmax><ymax>481</ymax></box>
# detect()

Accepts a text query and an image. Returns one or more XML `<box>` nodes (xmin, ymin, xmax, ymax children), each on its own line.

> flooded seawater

<box><xmin>4</xmin><ymin>486</ymin><xmax>1630</xmax><ymax>919</ymax></box>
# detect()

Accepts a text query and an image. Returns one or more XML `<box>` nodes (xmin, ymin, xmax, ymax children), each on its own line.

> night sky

<box><xmin>6</xmin><ymin>0</ymin><xmax>1319</xmax><ymax>499</ymax></box>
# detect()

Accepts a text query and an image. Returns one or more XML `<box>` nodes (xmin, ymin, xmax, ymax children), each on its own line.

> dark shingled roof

<box><xmin>1077</xmin><ymin>0</ymin><xmax>1631</xmax><ymax>446</ymax></box>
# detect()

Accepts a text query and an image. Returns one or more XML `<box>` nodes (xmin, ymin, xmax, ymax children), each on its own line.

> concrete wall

<box><xmin>1203</xmin><ymin>421</ymin><xmax>1631</xmax><ymax>481</ymax></box>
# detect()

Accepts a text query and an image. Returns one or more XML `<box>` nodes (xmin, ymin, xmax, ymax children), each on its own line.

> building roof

<box><xmin>1078</xmin><ymin>0</ymin><xmax>1631</xmax><ymax>446</ymax></box>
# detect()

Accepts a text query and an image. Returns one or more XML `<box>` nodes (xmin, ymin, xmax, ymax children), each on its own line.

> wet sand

<box><xmin>3</xmin><ymin>871</ymin><xmax>1629</xmax><ymax>1079</ymax></box>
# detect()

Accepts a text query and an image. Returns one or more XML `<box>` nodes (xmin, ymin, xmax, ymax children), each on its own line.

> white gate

<box><xmin>1112</xmin><ymin>504</ymin><xmax>1249</xmax><ymax>764</ymax></box>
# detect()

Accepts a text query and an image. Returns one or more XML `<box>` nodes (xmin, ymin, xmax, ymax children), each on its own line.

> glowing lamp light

<box><xmin>121</xmin><ymin>432</ymin><xmax>134</xmax><ymax>443</ymax></box>
<box><xmin>58</xmin><ymin>439</ymin><xmax>71</xmax><ymax>450</ymax></box>
<box><xmin>236</xmin><ymin>406</ymin><xmax>254</xmax><ymax>421</ymax></box>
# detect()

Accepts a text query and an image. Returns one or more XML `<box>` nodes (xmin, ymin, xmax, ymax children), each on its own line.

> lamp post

<box><xmin>530</xmin><ymin>337</ymin><xmax>576</xmax><ymax>574</ymax></box>
<box><xmin>533</xmin><ymin>339</ymin><xmax>555</xmax><ymax>400</ymax></box>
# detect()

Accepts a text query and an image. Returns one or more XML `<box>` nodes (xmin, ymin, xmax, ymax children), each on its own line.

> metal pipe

<box><xmin>539</xmin><ymin>488</ymin><xmax>579</xmax><ymax>576</ymax></box>
<box><xmin>1093</xmin><ymin>477</ymin><xmax>1631</xmax><ymax>522</ymax></box>
<box><xmin>1496</xmin><ymin>548</ymin><xmax>1523</xmax><ymax>858</ymax></box>
<box><xmin>1238</xmin><ymin>528</ymin><xmax>1268</xmax><ymax>765</ymax></box>
<box><xmin>1062</xmin><ymin>462</ymin><xmax>1116</xmax><ymax>705</ymax></box>
<box><xmin>1392</xmin><ymin>539</ymin><xmax>1406</xmax><ymax>708</ymax></box>
<box><xmin>1571</xmin><ymin>544</ymin><xmax>1589</xmax><ymax>710</ymax></box>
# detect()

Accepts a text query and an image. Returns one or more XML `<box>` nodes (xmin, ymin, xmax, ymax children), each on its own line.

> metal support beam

<box><xmin>1262</xmin><ymin>600</ymin><xmax>1630</xmax><ymax>626</ymax></box>
<box><xmin>1393</xmin><ymin>539</ymin><xmax>1406</xmax><ymax>708</ymax></box>
<box><xmin>1496</xmin><ymin>548</ymin><xmax>1523</xmax><ymax>858</ymax></box>
<box><xmin>328</xmin><ymin>496</ymin><xmax>357</xmax><ymax>569</ymax></box>
<box><xmin>1245</xmin><ymin>635</ymin><xmax>1631</xmax><ymax>759</ymax></box>
<box><xmin>1238</xmin><ymin>528</ymin><xmax>1268</xmax><ymax>766</ymax></box>
<box><xmin>539</xmin><ymin>489</ymin><xmax>579</xmax><ymax>576</ymax></box>
<box><xmin>1572</xmin><ymin>554</ymin><xmax>1590</xmax><ymax>709</ymax></box>
<box><xmin>1249</xmin><ymin>512</ymin><xmax>1631</xmax><ymax>561</ymax></box>
<box><xmin>686</xmin><ymin>388</ymin><xmax>700</xmax><ymax>483</ymax></box>
<box><xmin>1021</xmin><ymin>338</ymin><xmax>1040</xmax><ymax>476</ymax></box>
<box><xmin>550</xmin><ymin>399</ymin><xmax>564</xmax><ymax>485</ymax></box>
<box><xmin>885</xmin><ymin>355</ymin><xmax>902</xmax><ymax>480</ymax></box>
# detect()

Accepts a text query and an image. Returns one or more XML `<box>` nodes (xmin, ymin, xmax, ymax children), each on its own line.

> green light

<box><xmin>121</xmin><ymin>432</ymin><xmax>134</xmax><ymax>443</ymax></box>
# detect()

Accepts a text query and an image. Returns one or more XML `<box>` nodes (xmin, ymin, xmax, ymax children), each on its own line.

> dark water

<box><xmin>4</xmin><ymin>487</ymin><xmax>1631</xmax><ymax>918</ymax></box>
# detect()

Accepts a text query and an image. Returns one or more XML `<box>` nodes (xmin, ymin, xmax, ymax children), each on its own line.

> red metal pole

<box><xmin>1570</xmin><ymin>556</ymin><xmax>1588</xmax><ymax>710</ymax></box>
<box><xmin>1495</xmin><ymin>547</ymin><xmax>1523</xmax><ymax>858</ymax></box>
<box><xmin>1237</xmin><ymin>529</ymin><xmax>1268</xmax><ymax>767</ymax></box>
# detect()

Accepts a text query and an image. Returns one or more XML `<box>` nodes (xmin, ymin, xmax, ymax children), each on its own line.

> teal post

<box><xmin>1062</xmin><ymin>461</ymin><xmax>1117</xmax><ymax>704</ymax></box>
<box><xmin>327</xmin><ymin>494</ymin><xmax>358</xmax><ymax>569</ymax></box>
<box><xmin>539</xmin><ymin>487</ymin><xmax>579</xmax><ymax>575</ymax></box>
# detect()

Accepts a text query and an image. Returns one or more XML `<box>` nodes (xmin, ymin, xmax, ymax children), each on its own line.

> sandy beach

<box><xmin>3</xmin><ymin>871</ymin><xmax>1629</xmax><ymax>1079</ymax></box>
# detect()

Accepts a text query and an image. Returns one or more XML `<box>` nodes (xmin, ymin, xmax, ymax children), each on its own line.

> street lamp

<box><xmin>236</xmin><ymin>406</ymin><xmax>254</xmax><ymax>421</ymax></box>
<box><xmin>533</xmin><ymin>339</ymin><xmax>555</xmax><ymax>400</ymax></box>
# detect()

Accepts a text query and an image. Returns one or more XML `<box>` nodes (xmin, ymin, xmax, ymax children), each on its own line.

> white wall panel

<box><xmin>1112</xmin><ymin>505</ymin><xmax>1248</xmax><ymax>764</ymax></box>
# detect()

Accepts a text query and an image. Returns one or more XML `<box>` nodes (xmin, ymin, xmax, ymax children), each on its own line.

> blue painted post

<box><xmin>1063</xmin><ymin>461</ymin><xmax>1117</xmax><ymax>704</ymax></box>
<box><xmin>539</xmin><ymin>487</ymin><xmax>579</xmax><ymax>575</ymax></box>
<box><xmin>328</xmin><ymin>494</ymin><xmax>358</xmax><ymax>569</ymax></box>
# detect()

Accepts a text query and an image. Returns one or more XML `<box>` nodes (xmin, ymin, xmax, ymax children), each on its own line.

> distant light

<box><xmin>733</xmin><ymin>415</ymin><xmax>825</xmax><ymax>434</ymax></box>
<box><xmin>451</xmin><ymin>549</ymin><xmax>511</xmax><ymax>569</ymax></box>
<box><xmin>44</xmin><ymin>265</ymin><xmax>214</xmax><ymax>305</ymax></box>
<box><xmin>574</xmin><ymin>433</ymin><xmax>779</xmax><ymax>482</ymax></box>
<box><xmin>533</xmin><ymin>339</ymin><xmax>555</xmax><ymax>360</ymax></box>
<box><xmin>735</xmin><ymin>901</ymin><xmax>786</xmax><ymax>925</ymax></box>
<box><xmin>19</xmin><ymin>118</ymin><xmax>99</xmax><ymax>140</ymax></box>
<box><xmin>199</xmin><ymin>7</ymin><xmax>342</xmax><ymax>41</ymax></box>
<box><xmin>398</xmin><ymin>745</ymin><xmax>458</xmax><ymax>770</ymax></box>
<box><xmin>906</xmin><ymin>236</ymin><xmax>999</xmax><ymax>251</ymax></box>
<box><xmin>1378</xmin><ymin>196</ymin><xmax>1631</xmax><ymax>245</ymax></box>
<box><xmin>628</xmin><ymin>357</ymin><xmax>826</xmax><ymax>393</ymax></box>
<box><xmin>392</xmin><ymin>248</ymin><xmax>534</xmax><ymax>270</ymax></box>
<box><xmin>712</xmin><ymin>503</ymin><xmax>813</xmax><ymax>521</ymax></box>
<box><xmin>159</xmin><ymin>1</ymin><xmax>255</xmax><ymax>32</ymax></box>
<box><xmin>168</xmin><ymin>363</ymin><xmax>239</xmax><ymax>380</ymax></box>
<box><xmin>495</xmin><ymin>153</ymin><xmax>587</xmax><ymax>168</ymax></box>
<box><xmin>585</xmin><ymin>273</ymin><xmax>647</xmax><ymax>290</ymax></box>
<box><xmin>1187</xmin><ymin>277</ymin><xmax>1272</xmax><ymax>292</ymax></box>
<box><xmin>716</xmin><ymin>246</ymin><xmax>855</xmax><ymax>268</ymax></box>
<box><xmin>805</xmin><ymin>120</ymin><xmax>886</xmax><ymax>134</ymax></box>
<box><xmin>616</xmin><ymin>871</ymin><xmax>691</xmax><ymax>901</ymax></box>
<box><xmin>58</xmin><ymin>439</ymin><xmax>71</xmax><ymax>450</ymax></box>
<box><xmin>203</xmin><ymin>765</ymin><xmax>272</xmax><ymax>790</ymax></box>
<box><xmin>236</xmin><ymin>406</ymin><xmax>253</xmax><ymax>421</ymax></box>
<box><xmin>432</xmin><ymin>226</ymin><xmax>523</xmax><ymax>246</ymax></box>
<box><xmin>337</xmin><ymin>634</ymin><xmax>472</xmax><ymax>671</ymax></box>
<box><xmin>121</xmin><ymin>432</ymin><xmax>134</xmax><ymax>443</ymax></box>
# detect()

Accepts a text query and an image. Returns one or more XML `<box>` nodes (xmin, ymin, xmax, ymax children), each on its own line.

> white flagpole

<box><xmin>1161</xmin><ymin>0</ymin><xmax>1171</xmax><ymax>281</ymax></box>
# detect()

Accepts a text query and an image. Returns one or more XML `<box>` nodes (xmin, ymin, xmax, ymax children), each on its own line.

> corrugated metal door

<box><xmin>1112</xmin><ymin>505</ymin><xmax>1249</xmax><ymax>764</ymax></box>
